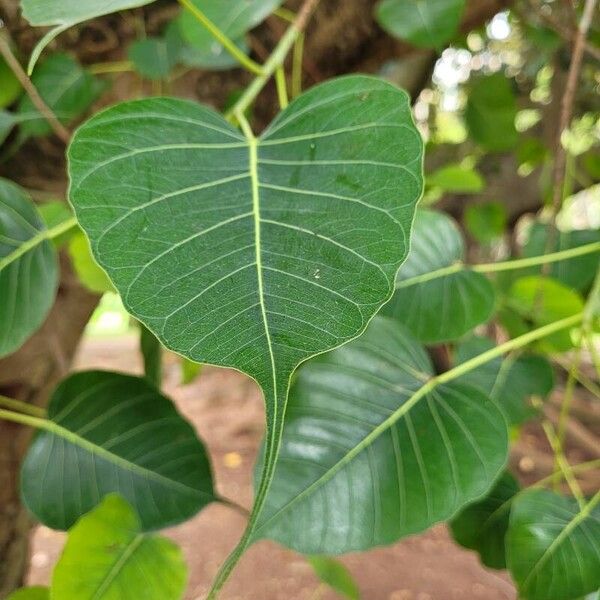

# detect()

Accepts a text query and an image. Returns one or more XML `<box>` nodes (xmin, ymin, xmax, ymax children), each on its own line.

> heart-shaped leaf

<box><xmin>20</xmin><ymin>0</ymin><xmax>156</xmax><ymax>71</ymax></box>
<box><xmin>382</xmin><ymin>209</ymin><xmax>496</xmax><ymax>343</ymax></box>
<box><xmin>21</xmin><ymin>371</ymin><xmax>214</xmax><ymax>531</ymax></box>
<box><xmin>450</xmin><ymin>471</ymin><xmax>519</xmax><ymax>569</ymax></box>
<box><xmin>507</xmin><ymin>489</ymin><xmax>600</xmax><ymax>600</ymax></box>
<box><xmin>51</xmin><ymin>495</ymin><xmax>187</xmax><ymax>600</ymax></box>
<box><xmin>68</xmin><ymin>75</ymin><xmax>424</xmax><ymax>540</ymax></box>
<box><xmin>254</xmin><ymin>316</ymin><xmax>508</xmax><ymax>554</ymax></box>
<box><xmin>0</xmin><ymin>178</ymin><xmax>58</xmax><ymax>357</ymax></box>
<box><xmin>375</xmin><ymin>0</ymin><xmax>465</xmax><ymax>49</ymax></box>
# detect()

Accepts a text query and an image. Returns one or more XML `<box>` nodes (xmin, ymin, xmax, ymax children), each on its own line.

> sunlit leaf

<box><xmin>308</xmin><ymin>556</ymin><xmax>360</xmax><ymax>600</ymax></box>
<box><xmin>427</xmin><ymin>163</ymin><xmax>485</xmax><ymax>194</ymax></box>
<box><xmin>21</xmin><ymin>371</ymin><xmax>214</xmax><ymax>530</ymax></box>
<box><xmin>382</xmin><ymin>209</ymin><xmax>495</xmax><ymax>343</ymax></box>
<box><xmin>6</xmin><ymin>588</ymin><xmax>49</xmax><ymax>600</ymax></box>
<box><xmin>0</xmin><ymin>56</ymin><xmax>22</xmax><ymax>107</ymax></box>
<box><xmin>68</xmin><ymin>230</ymin><xmax>113</xmax><ymax>293</ymax></box>
<box><xmin>507</xmin><ymin>489</ymin><xmax>600</xmax><ymax>600</ymax></box>
<box><xmin>0</xmin><ymin>178</ymin><xmax>58</xmax><ymax>357</ymax></box>
<box><xmin>255</xmin><ymin>317</ymin><xmax>508</xmax><ymax>554</ymax></box>
<box><xmin>51</xmin><ymin>495</ymin><xmax>187</xmax><ymax>600</ymax></box>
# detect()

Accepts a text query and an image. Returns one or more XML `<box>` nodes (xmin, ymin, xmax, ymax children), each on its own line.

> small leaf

<box><xmin>68</xmin><ymin>230</ymin><xmax>113</xmax><ymax>293</ymax></box>
<box><xmin>128</xmin><ymin>37</ymin><xmax>181</xmax><ymax>80</ymax></box>
<box><xmin>0</xmin><ymin>178</ymin><xmax>58</xmax><ymax>357</ymax></box>
<box><xmin>181</xmin><ymin>358</ymin><xmax>203</xmax><ymax>385</ymax></box>
<box><xmin>382</xmin><ymin>209</ymin><xmax>496</xmax><ymax>343</ymax></box>
<box><xmin>308</xmin><ymin>556</ymin><xmax>360</xmax><ymax>600</ymax></box>
<box><xmin>17</xmin><ymin>53</ymin><xmax>104</xmax><ymax>137</ymax></box>
<box><xmin>465</xmin><ymin>73</ymin><xmax>518</xmax><ymax>152</ymax></box>
<box><xmin>21</xmin><ymin>371</ymin><xmax>214</xmax><ymax>530</ymax></box>
<box><xmin>0</xmin><ymin>56</ymin><xmax>22</xmax><ymax>107</ymax></box>
<box><xmin>51</xmin><ymin>495</ymin><xmax>187</xmax><ymax>600</ymax></box>
<box><xmin>450</xmin><ymin>471</ymin><xmax>519</xmax><ymax>569</ymax></box>
<box><xmin>6</xmin><ymin>588</ymin><xmax>49</xmax><ymax>600</ymax></box>
<box><xmin>464</xmin><ymin>202</ymin><xmax>507</xmax><ymax>243</ymax></box>
<box><xmin>255</xmin><ymin>317</ymin><xmax>508</xmax><ymax>554</ymax></box>
<box><xmin>375</xmin><ymin>0</ymin><xmax>465</xmax><ymax>48</ymax></box>
<box><xmin>507</xmin><ymin>276</ymin><xmax>584</xmax><ymax>352</ymax></box>
<box><xmin>507</xmin><ymin>489</ymin><xmax>600</xmax><ymax>600</ymax></box>
<box><xmin>427</xmin><ymin>163</ymin><xmax>485</xmax><ymax>194</ymax></box>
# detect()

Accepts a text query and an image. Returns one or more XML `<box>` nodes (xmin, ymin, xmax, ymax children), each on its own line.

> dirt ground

<box><xmin>27</xmin><ymin>335</ymin><xmax>516</xmax><ymax>600</ymax></box>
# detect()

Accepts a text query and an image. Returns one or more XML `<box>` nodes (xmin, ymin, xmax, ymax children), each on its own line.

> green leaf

<box><xmin>21</xmin><ymin>371</ymin><xmax>214</xmax><ymax>530</ymax></box>
<box><xmin>181</xmin><ymin>358</ymin><xmax>203</xmax><ymax>384</ymax></box>
<box><xmin>20</xmin><ymin>0</ymin><xmax>156</xmax><ymax>71</ymax></box>
<box><xmin>6</xmin><ymin>588</ymin><xmax>49</xmax><ymax>600</ymax></box>
<box><xmin>427</xmin><ymin>163</ymin><xmax>485</xmax><ymax>194</ymax></box>
<box><xmin>51</xmin><ymin>495</ymin><xmax>188</xmax><ymax>600</ymax></box>
<box><xmin>382</xmin><ymin>209</ymin><xmax>495</xmax><ymax>343</ymax></box>
<box><xmin>0</xmin><ymin>56</ymin><xmax>22</xmax><ymax>107</ymax></box>
<box><xmin>375</xmin><ymin>0</ymin><xmax>465</xmax><ymax>49</ymax></box>
<box><xmin>67</xmin><ymin>75</ymin><xmax>424</xmax><ymax>543</ymax></box>
<box><xmin>17</xmin><ymin>53</ymin><xmax>104</xmax><ymax>137</ymax></box>
<box><xmin>179</xmin><ymin>0</ymin><xmax>282</xmax><ymax>66</ymax></box>
<box><xmin>0</xmin><ymin>109</ymin><xmax>18</xmax><ymax>145</ymax></box>
<box><xmin>465</xmin><ymin>74</ymin><xmax>518</xmax><ymax>152</ymax></box>
<box><xmin>68</xmin><ymin>230</ymin><xmax>113</xmax><ymax>293</ymax></box>
<box><xmin>254</xmin><ymin>317</ymin><xmax>508</xmax><ymax>554</ymax></box>
<box><xmin>128</xmin><ymin>37</ymin><xmax>181</xmax><ymax>80</ymax></box>
<box><xmin>522</xmin><ymin>223</ymin><xmax>600</xmax><ymax>292</ymax></box>
<box><xmin>455</xmin><ymin>336</ymin><xmax>554</xmax><ymax>425</ymax></box>
<box><xmin>308</xmin><ymin>556</ymin><xmax>360</xmax><ymax>600</ymax></box>
<box><xmin>0</xmin><ymin>178</ymin><xmax>58</xmax><ymax>358</ymax></box>
<box><xmin>450</xmin><ymin>471</ymin><xmax>519</xmax><ymax>569</ymax></box>
<box><xmin>140</xmin><ymin>324</ymin><xmax>162</xmax><ymax>387</ymax></box>
<box><xmin>464</xmin><ymin>201</ymin><xmax>507</xmax><ymax>243</ymax></box>
<box><xmin>507</xmin><ymin>489</ymin><xmax>600</xmax><ymax>600</ymax></box>
<box><xmin>507</xmin><ymin>276</ymin><xmax>584</xmax><ymax>352</ymax></box>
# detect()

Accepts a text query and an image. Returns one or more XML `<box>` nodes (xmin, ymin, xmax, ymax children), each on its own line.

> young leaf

<box><xmin>427</xmin><ymin>163</ymin><xmax>485</xmax><ymax>194</ymax></box>
<box><xmin>375</xmin><ymin>0</ymin><xmax>465</xmax><ymax>49</ymax></box>
<box><xmin>17</xmin><ymin>53</ymin><xmax>104</xmax><ymax>137</ymax></box>
<box><xmin>308</xmin><ymin>556</ymin><xmax>360</xmax><ymax>600</ymax></box>
<box><xmin>507</xmin><ymin>489</ymin><xmax>600</xmax><ymax>600</ymax></box>
<box><xmin>450</xmin><ymin>471</ymin><xmax>519</xmax><ymax>569</ymax></box>
<box><xmin>67</xmin><ymin>75</ymin><xmax>424</xmax><ymax>550</ymax></box>
<box><xmin>464</xmin><ymin>201</ymin><xmax>507</xmax><ymax>243</ymax></box>
<box><xmin>51</xmin><ymin>495</ymin><xmax>187</xmax><ymax>600</ymax></box>
<box><xmin>254</xmin><ymin>317</ymin><xmax>508</xmax><ymax>554</ymax></box>
<box><xmin>21</xmin><ymin>371</ymin><xmax>214</xmax><ymax>530</ymax></box>
<box><xmin>6</xmin><ymin>588</ymin><xmax>49</xmax><ymax>600</ymax></box>
<box><xmin>0</xmin><ymin>178</ymin><xmax>58</xmax><ymax>357</ymax></box>
<box><xmin>68</xmin><ymin>230</ymin><xmax>113</xmax><ymax>293</ymax></box>
<box><xmin>128</xmin><ymin>37</ymin><xmax>181</xmax><ymax>81</ymax></box>
<box><xmin>20</xmin><ymin>0</ymin><xmax>156</xmax><ymax>71</ymax></box>
<box><xmin>382</xmin><ymin>209</ymin><xmax>495</xmax><ymax>343</ymax></box>
<box><xmin>465</xmin><ymin>74</ymin><xmax>518</xmax><ymax>152</ymax></box>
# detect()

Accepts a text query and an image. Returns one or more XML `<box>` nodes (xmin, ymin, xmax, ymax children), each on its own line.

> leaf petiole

<box><xmin>0</xmin><ymin>394</ymin><xmax>46</xmax><ymax>418</ymax></box>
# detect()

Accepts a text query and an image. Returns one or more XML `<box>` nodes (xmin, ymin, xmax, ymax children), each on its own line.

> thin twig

<box><xmin>0</xmin><ymin>28</ymin><xmax>71</xmax><ymax>143</ymax></box>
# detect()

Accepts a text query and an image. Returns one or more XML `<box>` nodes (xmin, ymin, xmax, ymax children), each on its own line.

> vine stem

<box><xmin>177</xmin><ymin>0</ymin><xmax>264</xmax><ymax>76</ymax></box>
<box><xmin>396</xmin><ymin>241</ymin><xmax>600</xmax><ymax>289</ymax></box>
<box><xmin>0</xmin><ymin>395</ymin><xmax>46</xmax><ymax>418</ymax></box>
<box><xmin>0</xmin><ymin>28</ymin><xmax>71</xmax><ymax>143</ymax></box>
<box><xmin>227</xmin><ymin>0</ymin><xmax>321</xmax><ymax>120</ymax></box>
<box><xmin>0</xmin><ymin>216</ymin><xmax>77</xmax><ymax>272</ymax></box>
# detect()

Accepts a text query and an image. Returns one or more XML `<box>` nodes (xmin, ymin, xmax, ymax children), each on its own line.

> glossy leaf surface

<box><xmin>375</xmin><ymin>0</ymin><xmax>465</xmax><ymax>48</ymax></box>
<box><xmin>21</xmin><ymin>371</ymin><xmax>214</xmax><ymax>531</ymax></box>
<box><xmin>0</xmin><ymin>178</ymin><xmax>58</xmax><ymax>357</ymax></box>
<box><xmin>507</xmin><ymin>489</ymin><xmax>600</xmax><ymax>600</ymax></box>
<box><xmin>382</xmin><ymin>209</ymin><xmax>495</xmax><ymax>343</ymax></box>
<box><xmin>254</xmin><ymin>317</ymin><xmax>508</xmax><ymax>554</ymax></box>
<box><xmin>52</xmin><ymin>495</ymin><xmax>187</xmax><ymax>600</ymax></box>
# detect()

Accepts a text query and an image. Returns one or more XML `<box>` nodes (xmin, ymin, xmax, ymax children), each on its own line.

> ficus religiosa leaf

<box><xmin>253</xmin><ymin>317</ymin><xmax>508</xmax><ymax>554</ymax></box>
<box><xmin>507</xmin><ymin>489</ymin><xmax>600</xmax><ymax>600</ymax></box>
<box><xmin>21</xmin><ymin>371</ymin><xmax>214</xmax><ymax>531</ymax></box>
<box><xmin>382</xmin><ymin>209</ymin><xmax>496</xmax><ymax>343</ymax></box>
<box><xmin>0</xmin><ymin>178</ymin><xmax>58</xmax><ymax>358</ymax></box>
<box><xmin>450</xmin><ymin>471</ymin><xmax>519</xmax><ymax>569</ymax></box>
<box><xmin>51</xmin><ymin>495</ymin><xmax>188</xmax><ymax>600</ymax></box>
<box><xmin>67</xmin><ymin>74</ymin><xmax>423</xmax><ymax>552</ymax></box>
<box><xmin>375</xmin><ymin>0</ymin><xmax>465</xmax><ymax>49</ymax></box>
<box><xmin>20</xmin><ymin>0</ymin><xmax>157</xmax><ymax>71</ymax></box>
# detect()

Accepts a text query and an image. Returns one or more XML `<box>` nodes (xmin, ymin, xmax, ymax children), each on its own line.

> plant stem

<box><xmin>533</xmin><ymin>458</ymin><xmax>600</xmax><ymax>489</ymax></box>
<box><xmin>0</xmin><ymin>408</ymin><xmax>48</xmax><ymax>430</ymax></box>
<box><xmin>275</xmin><ymin>65</ymin><xmax>289</xmax><ymax>108</ymax></box>
<box><xmin>88</xmin><ymin>60</ymin><xmax>134</xmax><ymax>75</ymax></box>
<box><xmin>0</xmin><ymin>29</ymin><xmax>71</xmax><ymax>143</ymax></box>
<box><xmin>228</xmin><ymin>0</ymin><xmax>320</xmax><ymax>120</ymax></box>
<box><xmin>396</xmin><ymin>241</ymin><xmax>600</xmax><ymax>289</ymax></box>
<box><xmin>0</xmin><ymin>216</ymin><xmax>77</xmax><ymax>272</ymax></box>
<box><xmin>557</xmin><ymin>347</ymin><xmax>581</xmax><ymax>449</ymax></box>
<box><xmin>216</xmin><ymin>495</ymin><xmax>250</xmax><ymax>517</ymax></box>
<box><xmin>177</xmin><ymin>0</ymin><xmax>264</xmax><ymax>76</ymax></box>
<box><xmin>0</xmin><ymin>395</ymin><xmax>46</xmax><ymax>418</ymax></box>
<box><xmin>292</xmin><ymin>32</ymin><xmax>305</xmax><ymax>98</ymax></box>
